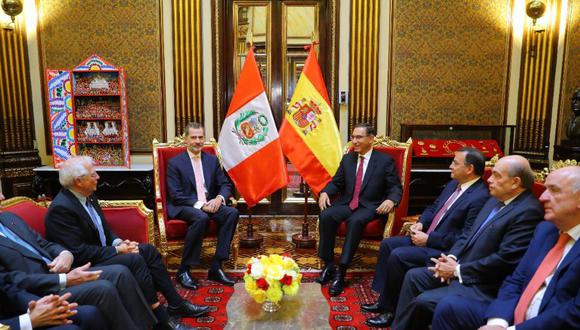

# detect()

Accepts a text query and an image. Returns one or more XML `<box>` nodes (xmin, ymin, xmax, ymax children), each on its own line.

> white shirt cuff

<box><xmin>59</xmin><ymin>273</ymin><xmax>67</xmax><ymax>290</ymax></box>
<box><xmin>487</xmin><ymin>318</ymin><xmax>509</xmax><ymax>328</ymax></box>
<box><xmin>20</xmin><ymin>313</ymin><xmax>33</xmax><ymax>330</ymax></box>
<box><xmin>112</xmin><ymin>238</ymin><xmax>123</xmax><ymax>247</ymax></box>
<box><xmin>217</xmin><ymin>195</ymin><xmax>226</xmax><ymax>205</ymax></box>
<box><xmin>194</xmin><ymin>201</ymin><xmax>205</xmax><ymax>209</ymax></box>
<box><xmin>455</xmin><ymin>264</ymin><xmax>463</xmax><ymax>283</ymax></box>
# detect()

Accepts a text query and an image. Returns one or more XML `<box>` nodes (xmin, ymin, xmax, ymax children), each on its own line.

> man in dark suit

<box><xmin>0</xmin><ymin>200</ymin><xmax>155</xmax><ymax>330</ymax></box>
<box><xmin>45</xmin><ymin>156</ymin><xmax>208</xmax><ymax>330</ymax></box>
<box><xmin>389</xmin><ymin>155</ymin><xmax>544</xmax><ymax>330</ymax></box>
<box><xmin>1</xmin><ymin>272</ymin><xmax>105</xmax><ymax>330</ymax></box>
<box><xmin>317</xmin><ymin>122</ymin><xmax>402</xmax><ymax>296</ymax></box>
<box><xmin>166</xmin><ymin>122</ymin><xmax>239</xmax><ymax>288</ymax></box>
<box><xmin>363</xmin><ymin>147</ymin><xmax>489</xmax><ymax>326</ymax></box>
<box><xmin>432</xmin><ymin>166</ymin><xmax>580</xmax><ymax>330</ymax></box>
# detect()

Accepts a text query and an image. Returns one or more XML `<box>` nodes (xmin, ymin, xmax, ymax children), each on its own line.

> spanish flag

<box><xmin>279</xmin><ymin>45</ymin><xmax>342</xmax><ymax>195</ymax></box>
<box><xmin>218</xmin><ymin>48</ymin><xmax>288</xmax><ymax>207</ymax></box>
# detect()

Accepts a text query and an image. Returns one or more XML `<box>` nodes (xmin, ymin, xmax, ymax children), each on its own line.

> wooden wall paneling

<box><xmin>348</xmin><ymin>0</ymin><xmax>379</xmax><ymax>133</ymax></box>
<box><xmin>172</xmin><ymin>0</ymin><xmax>204</xmax><ymax>135</ymax></box>
<box><xmin>513</xmin><ymin>0</ymin><xmax>561</xmax><ymax>164</ymax></box>
<box><xmin>0</xmin><ymin>21</ymin><xmax>41</xmax><ymax>197</ymax></box>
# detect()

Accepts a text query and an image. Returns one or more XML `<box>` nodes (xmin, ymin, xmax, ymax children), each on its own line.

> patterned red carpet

<box><xmin>161</xmin><ymin>272</ymin><xmax>385</xmax><ymax>330</ymax></box>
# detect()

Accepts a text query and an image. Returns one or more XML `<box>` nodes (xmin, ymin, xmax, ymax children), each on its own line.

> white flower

<box><xmin>266</xmin><ymin>264</ymin><xmax>285</xmax><ymax>281</ymax></box>
<box><xmin>250</xmin><ymin>261</ymin><xmax>264</xmax><ymax>279</ymax></box>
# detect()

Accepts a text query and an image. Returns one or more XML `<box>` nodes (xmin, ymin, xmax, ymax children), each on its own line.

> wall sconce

<box><xmin>1</xmin><ymin>0</ymin><xmax>23</xmax><ymax>30</ymax></box>
<box><xmin>525</xmin><ymin>0</ymin><xmax>547</xmax><ymax>33</ymax></box>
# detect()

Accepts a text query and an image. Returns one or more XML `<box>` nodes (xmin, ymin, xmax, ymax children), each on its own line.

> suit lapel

<box><xmin>0</xmin><ymin>216</ymin><xmax>49</xmax><ymax>262</ymax></box>
<box><xmin>181</xmin><ymin>152</ymin><xmax>198</xmax><ymax>192</ymax></box>
<box><xmin>360</xmin><ymin>150</ymin><xmax>377</xmax><ymax>193</ymax></box>
<box><xmin>461</xmin><ymin>198</ymin><xmax>498</xmax><ymax>245</ymax></box>
<box><xmin>201</xmin><ymin>152</ymin><xmax>211</xmax><ymax>193</ymax></box>
<box><xmin>539</xmin><ymin>239</ymin><xmax>580</xmax><ymax>312</ymax></box>
<box><xmin>63</xmin><ymin>189</ymin><xmax>98</xmax><ymax>232</ymax></box>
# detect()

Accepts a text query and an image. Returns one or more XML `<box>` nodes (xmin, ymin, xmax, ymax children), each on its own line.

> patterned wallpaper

<box><xmin>558</xmin><ymin>1</ymin><xmax>580</xmax><ymax>142</ymax></box>
<box><xmin>389</xmin><ymin>0</ymin><xmax>511</xmax><ymax>139</ymax></box>
<box><xmin>38</xmin><ymin>0</ymin><xmax>164</xmax><ymax>153</ymax></box>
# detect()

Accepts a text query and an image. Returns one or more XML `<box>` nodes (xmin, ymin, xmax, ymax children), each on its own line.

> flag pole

<box><xmin>292</xmin><ymin>176</ymin><xmax>316</xmax><ymax>248</ymax></box>
<box><xmin>239</xmin><ymin>207</ymin><xmax>263</xmax><ymax>248</ymax></box>
<box><xmin>291</xmin><ymin>37</ymin><xmax>318</xmax><ymax>249</ymax></box>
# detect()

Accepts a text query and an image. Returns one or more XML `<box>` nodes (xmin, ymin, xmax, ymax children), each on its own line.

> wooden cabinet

<box><xmin>46</xmin><ymin>55</ymin><xmax>130</xmax><ymax>167</ymax></box>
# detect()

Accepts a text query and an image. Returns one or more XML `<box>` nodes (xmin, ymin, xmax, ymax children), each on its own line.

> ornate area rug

<box><xmin>160</xmin><ymin>272</ymin><xmax>385</xmax><ymax>329</ymax></box>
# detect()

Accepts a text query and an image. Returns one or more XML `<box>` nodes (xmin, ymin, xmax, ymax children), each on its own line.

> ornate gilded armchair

<box><xmin>332</xmin><ymin>137</ymin><xmax>412</xmax><ymax>251</ymax></box>
<box><xmin>152</xmin><ymin>137</ymin><xmax>238</xmax><ymax>265</ymax></box>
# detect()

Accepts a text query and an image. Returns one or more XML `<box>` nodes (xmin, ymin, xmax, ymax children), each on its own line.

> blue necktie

<box><xmin>0</xmin><ymin>222</ymin><xmax>52</xmax><ymax>264</ymax></box>
<box><xmin>466</xmin><ymin>201</ymin><xmax>505</xmax><ymax>247</ymax></box>
<box><xmin>85</xmin><ymin>200</ymin><xmax>107</xmax><ymax>246</ymax></box>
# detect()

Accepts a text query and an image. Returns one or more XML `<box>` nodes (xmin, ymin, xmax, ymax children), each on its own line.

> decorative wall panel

<box><xmin>349</xmin><ymin>0</ymin><xmax>380</xmax><ymax>132</ymax></box>
<box><xmin>0</xmin><ymin>22</ymin><xmax>33</xmax><ymax>151</ymax></box>
<box><xmin>0</xmin><ymin>20</ymin><xmax>41</xmax><ymax>197</ymax></box>
<box><xmin>389</xmin><ymin>0</ymin><xmax>511</xmax><ymax>139</ymax></box>
<box><xmin>172</xmin><ymin>0</ymin><xmax>204</xmax><ymax>135</ymax></box>
<box><xmin>557</xmin><ymin>1</ymin><xmax>580</xmax><ymax>142</ymax></box>
<box><xmin>513</xmin><ymin>0</ymin><xmax>560</xmax><ymax>162</ymax></box>
<box><xmin>37</xmin><ymin>0</ymin><xmax>165</xmax><ymax>153</ymax></box>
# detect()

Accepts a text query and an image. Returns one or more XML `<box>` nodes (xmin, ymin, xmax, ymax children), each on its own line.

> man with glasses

<box><xmin>317</xmin><ymin>122</ymin><xmax>402</xmax><ymax>296</ymax></box>
<box><xmin>364</xmin><ymin>148</ymin><xmax>489</xmax><ymax>327</ymax></box>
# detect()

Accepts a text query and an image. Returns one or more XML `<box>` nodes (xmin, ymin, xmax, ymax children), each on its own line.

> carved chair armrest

<box><xmin>399</xmin><ymin>215</ymin><xmax>421</xmax><ymax>236</ymax></box>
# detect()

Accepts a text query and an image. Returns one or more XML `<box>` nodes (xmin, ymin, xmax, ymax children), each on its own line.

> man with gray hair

<box><xmin>433</xmin><ymin>166</ymin><xmax>580</xmax><ymax>330</ymax></box>
<box><xmin>46</xmin><ymin>156</ymin><xmax>208</xmax><ymax>330</ymax></box>
<box><xmin>390</xmin><ymin>155</ymin><xmax>544</xmax><ymax>330</ymax></box>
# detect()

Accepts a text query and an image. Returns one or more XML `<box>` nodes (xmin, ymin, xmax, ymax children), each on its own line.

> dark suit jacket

<box><xmin>322</xmin><ymin>149</ymin><xmax>402</xmax><ymax>209</ymax></box>
<box><xmin>485</xmin><ymin>221</ymin><xmax>580</xmax><ymax>330</ymax></box>
<box><xmin>448</xmin><ymin>191</ymin><xmax>544</xmax><ymax>297</ymax></box>
<box><xmin>0</xmin><ymin>212</ymin><xmax>68</xmax><ymax>294</ymax></box>
<box><xmin>166</xmin><ymin>151</ymin><xmax>233</xmax><ymax>219</ymax></box>
<box><xmin>0</xmin><ymin>272</ymin><xmax>39</xmax><ymax>329</ymax></box>
<box><xmin>419</xmin><ymin>178</ymin><xmax>489</xmax><ymax>251</ymax></box>
<box><xmin>45</xmin><ymin>189</ymin><xmax>119</xmax><ymax>267</ymax></box>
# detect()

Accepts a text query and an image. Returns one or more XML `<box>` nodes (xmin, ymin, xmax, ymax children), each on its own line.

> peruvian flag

<box><xmin>218</xmin><ymin>48</ymin><xmax>288</xmax><ymax>207</ymax></box>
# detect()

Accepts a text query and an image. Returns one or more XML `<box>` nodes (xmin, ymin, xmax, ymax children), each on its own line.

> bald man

<box><xmin>433</xmin><ymin>166</ymin><xmax>580</xmax><ymax>330</ymax></box>
<box><xmin>387</xmin><ymin>156</ymin><xmax>544</xmax><ymax>330</ymax></box>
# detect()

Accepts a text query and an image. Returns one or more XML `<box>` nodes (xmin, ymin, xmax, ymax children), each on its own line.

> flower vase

<box><xmin>262</xmin><ymin>299</ymin><xmax>280</xmax><ymax>312</ymax></box>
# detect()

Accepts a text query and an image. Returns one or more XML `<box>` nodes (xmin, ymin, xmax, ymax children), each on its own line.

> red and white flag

<box><xmin>218</xmin><ymin>48</ymin><xmax>288</xmax><ymax>207</ymax></box>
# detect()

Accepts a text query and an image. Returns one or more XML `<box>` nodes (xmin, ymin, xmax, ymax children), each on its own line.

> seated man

<box><xmin>0</xmin><ymin>193</ymin><xmax>156</xmax><ymax>330</ymax></box>
<box><xmin>317</xmin><ymin>122</ymin><xmax>402</xmax><ymax>296</ymax></box>
<box><xmin>432</xmin><ymin>166</ymin><xmax>580</xmax><ymax>330</ymax></box>
<box><xmin>166</xmin><ymin>122</ymin><xmax>239</xmax><ymax>288</ymax></box>
<box><xmin>1</xmin><ymin>274</ymin><xmax>105</xmax><ymax>330</ymax></box>
<box><xmin>364</xmin><ymin>147</ymin><xmax>489</xmax><ymax>327</ymax></box>
<box><xmin>45</xmin><ymin>156</ymin><xmax>209</xmax><ymax>330</ymax></box>
<box><xmin>390</xmin><ymin>155</ymin><xmax>544</xmax><ymax>330</ymax></box>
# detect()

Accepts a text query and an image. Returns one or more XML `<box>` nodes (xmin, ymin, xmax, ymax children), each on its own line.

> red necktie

<box><xmin>426</xmin><ymin>185</ymin><xmax>462</xmax><ymax>234</ymax></box>
<box><xmin>349</xmin><ymin>156</ymin><xmax>365</xmax><ymax>210</ymax></box>
<box><xmin>513</xmin><ymin>233</ymin><xmax>571</xmax><ymax>324</ymax></box>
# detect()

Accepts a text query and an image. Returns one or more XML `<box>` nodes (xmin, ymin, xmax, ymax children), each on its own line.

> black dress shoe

<box><xmin>176</xmin><ymin>272</ymin><xmax>198</xmax><ymax>290</ymax></box>
<box><xmin>365</xmin><ymin>312</ymin><xmax>394</xmax><ymax>328</ymax></box>
<box><xmin>361</xmin><ymin>302</ymin><xmax>383</xmax><ymax>313</ymax></box>
<box><xmin>315</xmin><ymin>266</ymin><xmax>335</xmax><ymax>284</ymax></box>
<box><xmin>156</xmin><ymin>316</ymin><xmax>196</xmax><ymax>330</ymax></box>
<box><xmin>208</xmin><ymin>267</ymin><xmax>235</xmax><ymax>286</ymax></box>
<box><xmin>328</xmin><ymin>272</ymin><xmax>345</xmax><ymax>296</ymax></box>
<box><xmin>167</xmin><ymin>301</ymin><xmax>210</xmax><ymax>318</ymax></box>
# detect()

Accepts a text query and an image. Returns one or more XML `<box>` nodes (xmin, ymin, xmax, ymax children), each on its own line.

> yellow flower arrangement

<box><xmin>243</xmin><ymin>254</ymin><xmax>302</xmax><ymax>304</ymax></box>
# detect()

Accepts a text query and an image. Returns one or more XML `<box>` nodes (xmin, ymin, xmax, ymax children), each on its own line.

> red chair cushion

<box><xmin>3</xmin><ymin>201</ymin><xmax>48</xmax><ymax>238</ymax></box>
<box><xmin>102</xmin><ymin>207</ymin><xmax>149</xmax><ymax>243</ymax></box>
<box><xmin>532</xmin><ymin>181</ymin><xmax>546</xmax><ymax>199</ymax></box>
<box><xmin>156</xmin><ymin>145</ymin><xmax>219</xmax><ymax>241</ymax></box>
